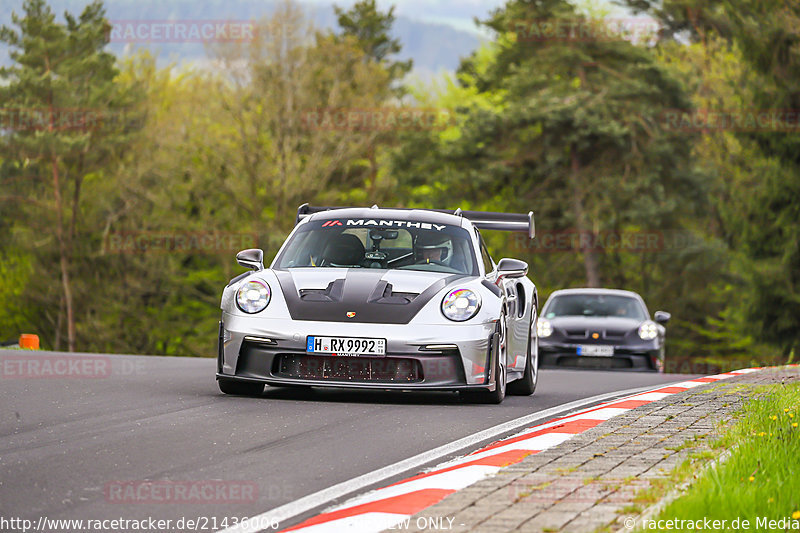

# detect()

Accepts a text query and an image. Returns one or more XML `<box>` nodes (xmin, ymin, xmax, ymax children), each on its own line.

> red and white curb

<box><xmin>278</xmin><ymin>369</ymin><xmax>761</xmax><ymax>532</ymax></box>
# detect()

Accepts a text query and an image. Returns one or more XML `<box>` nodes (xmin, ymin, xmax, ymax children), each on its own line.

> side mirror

<box><xmin>654</xmin><ymin>311</ymin><xmax>671</xmax><ymax>325</ymax></box>
<box><xmin>496</xmin><ymin>258</ymin><xmax>528</xmax><ymax>279</ymax></box>
<box><xmin>236</xmin><ymin>249</ymin><xmax>264</xmax><ymax>271</ymax></box>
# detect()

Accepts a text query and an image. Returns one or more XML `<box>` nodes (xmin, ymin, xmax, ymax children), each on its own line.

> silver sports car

<box><xmin>216</xmin><ymin>205</ymin><xmax>539</xmax><ymax>403</ymax></box>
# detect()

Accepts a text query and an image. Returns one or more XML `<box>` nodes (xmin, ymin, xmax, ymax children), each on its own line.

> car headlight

<box><xmin>537</xmin><ymin>318</ymin><xmax>553</xmax><ymax>338</ymax></box>
<box><xmin>236</xmin><ymin>280</ymin><xmax>271</xmax><ymax>314</ymax></box>
<box><xmin>638</xmin><ymin>320</ymin><xmax>658</xmax><ymax>340</ymax></box>
<box><xmin>441</xmin><ymin>288</ymin><xmax>481</xmax><ymax>322</ymax></box>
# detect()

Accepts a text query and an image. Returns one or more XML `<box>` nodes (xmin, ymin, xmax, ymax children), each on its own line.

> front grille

<box><xmin>274</xmin><ymin>354</ymin><xmax>423</xmax><ymax>383</ymax></box>
<box><xmin>563</xmin><ymin>328</ymin><xmax>629</xmax><ymax>341</ymax></box>
<box><xmin>557</xmin><ymin>356</ymin><xmax>632</xmax><ymax>369</ymax></box>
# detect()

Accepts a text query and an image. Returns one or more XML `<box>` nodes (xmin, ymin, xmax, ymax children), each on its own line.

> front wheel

<box><xmin>218</xmin><ymin>378</ymin><xmax>264</xmax><ymax>396</ymax></box>
<box><xmin>465</xmin><ymin>313</ymin><xmax>507</xmax><ymax>404</ymax></box>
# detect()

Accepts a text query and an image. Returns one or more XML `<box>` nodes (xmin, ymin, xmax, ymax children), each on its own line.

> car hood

<box><xmin>273</xmin><ymin>268</ymin><xmax>470</xmax><ymax>324</ymax></box>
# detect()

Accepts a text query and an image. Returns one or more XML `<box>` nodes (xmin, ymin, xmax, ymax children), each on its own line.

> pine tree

<box><xmin>334</xmin><ymin>0</ymin><xmax>412</xmax><ymax>85</ymax></box>
<box><xmin>624</xmin><ymin>0</ymin><xmax>800</xmax><ymax>356</ymax></box>
<box><xmin>457</xmin><ymin>0</ymin><xmax>698</xmax><ymax>287</ymax></box>
<box><xmin>332</xmin><ymin>0</ymin><xmax>411</xmax><ymax>200</ymax></box>
<box><xmin>0</xmin><ymin>0</ymin><xmax>141</xmax><ymax>351</ymax></box>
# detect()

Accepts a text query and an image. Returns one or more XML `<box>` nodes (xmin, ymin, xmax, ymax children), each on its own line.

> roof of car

<box><xmin>548</xmin><ymin>288</ymin><xmax>644</xmax><ymax>299</ymax></box>
<box><xmin>307</xmin><ymin>207</ymin><xmax>468</xmax><ymax>228</ymax></box>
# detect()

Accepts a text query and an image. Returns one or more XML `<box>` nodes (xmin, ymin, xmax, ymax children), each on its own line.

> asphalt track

<box><xmin>0</xmin><ymin>350</ymin><xmax>699</xmax><ymax>531</ymax></box>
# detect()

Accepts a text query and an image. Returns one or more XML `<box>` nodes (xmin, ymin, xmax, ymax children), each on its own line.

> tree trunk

<box><xmin>44</xmin><ymin>64</ymin><xmax>76</xmax><ymax>353</ymax></box>
<box><xmin>570</xmin><ymin>151</ymin><xmax>601</xmax><ymax>288</ymax></box>
<box><xmin>54</xmin><ymin>295</ymin><xmax>64</xmax><ymax>352</ymax></box>
<box><xmin>51</xmin><ymin>154</ymin><xmax>76</xmax><ymax>352</ymax></box>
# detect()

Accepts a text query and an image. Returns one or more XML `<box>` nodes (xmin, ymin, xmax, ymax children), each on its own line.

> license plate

<box><xmin>577</xmin><ymin>345</ymin><xmax>614</xmax><ymax>356</ymax></box>
<box><xmin>306</xmin><ymin>336</ymin><xmax>386</xmax><ymax>357</ymax></box>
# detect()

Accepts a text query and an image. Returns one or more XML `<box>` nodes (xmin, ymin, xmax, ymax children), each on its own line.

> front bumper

<box><xmin>217</xmin><ymin>313</ymin><xmax>498</xmax><ymax>391</ymax></box>
<box><xmin>539</xmin><ymin>342</ymin><xmax>662</xmax><ymax>372</ymax></box>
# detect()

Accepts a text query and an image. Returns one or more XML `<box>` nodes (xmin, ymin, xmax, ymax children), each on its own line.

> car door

<box><xmin>477</xmin><ymin>231</ymin><xmax>527</xmax><ymax>371</ymax></box>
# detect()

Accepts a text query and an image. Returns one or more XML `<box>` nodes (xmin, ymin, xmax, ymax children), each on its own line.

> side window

<box><xmin>478</xmin><ymin>232</ymin><xmax>494</xmax><ymax>275</ymax></box>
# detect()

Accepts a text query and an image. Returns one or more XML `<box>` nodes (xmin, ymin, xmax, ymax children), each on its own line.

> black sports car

<box><xmin>537</xmin><ymin>288</ymin><xmax>670</xmax><ymax>372</ymax></box>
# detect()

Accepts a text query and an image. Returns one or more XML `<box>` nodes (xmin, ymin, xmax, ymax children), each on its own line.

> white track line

<box><xmin>627</xmin><ymin>391</ymin><xmax>673</xmax><ymax>401</ymax></box>
<box><xmin>339</xmin><ymin>465</ymin><xmax>500</xmax><ymax>508</ymax></box>
<box><xmin>455</xmin><ymin>432</ymin><xmax>573</xmax><ymax>464</ymax></box>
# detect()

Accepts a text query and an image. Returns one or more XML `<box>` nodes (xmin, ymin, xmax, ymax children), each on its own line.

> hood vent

<box><xmin>297</xmin><ymin>279</ymin><xmax>418</xmax><ymax>304</ymax></box>
<box><xmin>368</xmin><ymin>280</ymin><xmax>418</xmax><ymax>305</ymax></box>
<box><xmin>299</xmin><ymin>279</ymin><xmax>345</xmax><ymax>302</ymax></box>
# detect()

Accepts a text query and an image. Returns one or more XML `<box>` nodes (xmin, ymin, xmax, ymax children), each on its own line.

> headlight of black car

<box><xmin>638</xmin><ymin>320</ymin><xmax>658</xmax><ymax>340</ymax></box>
<box><xmin>537</xmin><ymin>318</ymin><xmax>553</xmax><ymax>338</ymax></box>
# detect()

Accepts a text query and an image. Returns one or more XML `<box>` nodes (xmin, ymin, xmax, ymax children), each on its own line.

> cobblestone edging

<box><xmin>399</xmin><ymin>368</ymin><xmax>800</xmax><ymax>533</ymax></box>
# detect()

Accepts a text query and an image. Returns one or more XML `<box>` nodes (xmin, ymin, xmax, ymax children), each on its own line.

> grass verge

<box><xmin>648</xmin><ymin>382</ymin><xmax>800</xmax><ymax>530</ymax></box>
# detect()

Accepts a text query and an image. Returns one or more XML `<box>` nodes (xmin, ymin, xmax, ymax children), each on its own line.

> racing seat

<box><xmin>322</xmin><ymin>233</ymin><xmax>366</xmax><ymax>266</ymax></box>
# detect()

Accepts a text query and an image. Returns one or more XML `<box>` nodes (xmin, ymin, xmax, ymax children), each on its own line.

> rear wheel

<box><xmin>508</xmin><ymin>313</ymin><xmax>538</xmax><ymax>396</ymax></box>
<box><xmin>218</xmin><ymin>378</ymin><xmax>264</xmax><ymax>396</ymax></box>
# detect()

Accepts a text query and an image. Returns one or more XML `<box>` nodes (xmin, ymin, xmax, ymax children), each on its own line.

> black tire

<box><xmin>508</xmin><ymin>313</ymin><xmax>538</xmax><ymax>396</ymax></box>
<box><xmin>465</xmin><ymin>313</ymin><xmax>507</xmax><ymax>404</ymax></box>
<box><xmin>218</xmin><ymin>378</ymin><xmax>264</xmax><ymax>396</ymax></box>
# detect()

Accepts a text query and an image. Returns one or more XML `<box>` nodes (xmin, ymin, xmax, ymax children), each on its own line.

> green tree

<box><xmin>66</xmin><ymin>2</ymin><xmax>396</xmax><ymax>356</ymax></box>
<box><xmin>334</xmin><ymin>0</ymin><xmax>412</xmax><ymax>84</ymax></box>
<box><xmin>209</xmin><ymin>1</ymin><xmax>390</xmax><ymax>245</ymax></box>
<box><xmin>0</xmin><ymin>0</ymin><xmax>141</xmax><ymax>351</ymax></box>
<box><xmin>333</xmin><ymin>0</ymin><xmax>414</xmax><ymax>201</ymax></box>
<box><xmin>396</xmin><ymin>0</ymin><xmax>700</xmax><ymax>285</ymax></box>
<box><xmin>626</xmin><ymin>0</ymin><xmax>800</xmax><ymax>356</ymax></box>
<box><xmin>715</xmin><ymin>1</ymin><xmax>800</xmax><ymax>357</ymax></box>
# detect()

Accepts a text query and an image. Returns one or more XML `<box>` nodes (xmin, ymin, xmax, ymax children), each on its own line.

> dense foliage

<box><xmin>0</xmin><ymin>0</ymin><xmax>796</xmax><ymax>365</ymax></box>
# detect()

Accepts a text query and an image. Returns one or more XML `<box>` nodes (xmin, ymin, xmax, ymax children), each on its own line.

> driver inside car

<box><xmin>415</xmin><ymin>232</ymin><xmax>453</xmax><ymax>265</ymax></box>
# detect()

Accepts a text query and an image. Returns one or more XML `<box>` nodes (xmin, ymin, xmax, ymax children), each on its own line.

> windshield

<box><xmin>544</xmin><ymin>294</ymin><xmax>648</xmax><ymax>320</ymax></box>
<box><xmin>274</xmin><ymin>219</ymin><xmax>479</xmax><ymax>275</ymax></box>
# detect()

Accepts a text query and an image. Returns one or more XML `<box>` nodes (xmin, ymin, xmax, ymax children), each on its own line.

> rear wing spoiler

<box><xmin>296</xmin><ymin>204</ymin><xmax>535</xmax><ymax>239</ymax></box>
